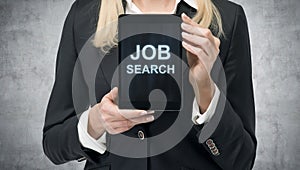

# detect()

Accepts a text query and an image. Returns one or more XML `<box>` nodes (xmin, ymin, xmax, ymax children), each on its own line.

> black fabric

<box><xmin>43</xmin><ymin>0</ymin><xmax>257</xmax><ymax>169</ymax></box>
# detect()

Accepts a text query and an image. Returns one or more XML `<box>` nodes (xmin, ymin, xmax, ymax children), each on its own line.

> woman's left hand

<box><xmin>181</xmin><ymin>13</ymin><xmax>220</xmax><ymax>113</ymax></box>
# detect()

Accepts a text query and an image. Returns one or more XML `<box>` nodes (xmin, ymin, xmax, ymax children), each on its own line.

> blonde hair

<box><xmin>93</xmin><ymin>0</ymin><xmax>224</xmax><ymax>52</ymax></box>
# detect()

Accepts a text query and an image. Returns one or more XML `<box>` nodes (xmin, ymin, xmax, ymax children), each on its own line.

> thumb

<box><xmin>214</xmin><ymin>37</ymin><xmax>221</xmax><ymax>50</ymax></box>
<box><xmin>109</xmin><ymin>87</ymin><xmax>118</xmax><ymax>103</ymax></box>
<box><xmin>183</xmin><ymin>41</ymin><xmax>198</xmax><ymax>68</ymax></box>
<box><xmin>186</xmin><ymin>51</ymin><xmax>198</xmax><ymax>68</ymax></box>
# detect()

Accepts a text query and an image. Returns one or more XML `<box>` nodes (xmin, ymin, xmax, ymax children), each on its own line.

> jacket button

<box><xmin>212</xmin><ymin>148</ymin><xmax>220</xmax><ymax>156</ymax></box>
<box><xmin>138</xmin><ymin>130</ymin><xmax>145</xmax><ymax>140</ymax></box>
<box><xmin>209</xmin><ymin>146</ymin><xmax>216</xmax><ymax>151</ymax></box>
<box><xmin>206</xmin><ymin>139</ymin><xmax>213</xmax><ymax>145</ymax></box>
<box><xmin>208</xmin><ymin>142</ymin><xmax>215</xmax><ymax>149</ymax></box>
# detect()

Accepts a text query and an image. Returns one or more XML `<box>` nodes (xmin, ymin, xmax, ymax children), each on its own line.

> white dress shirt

<box><xmin>77</xmin><ymin>0</ymin><xmax>220</xmax><ymax>154</ymax></box>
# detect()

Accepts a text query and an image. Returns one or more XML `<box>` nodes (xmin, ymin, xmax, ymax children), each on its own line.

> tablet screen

<box><xmin>118</xmin><ymin>14</ymin><xmax>182</xmax><ymax>111</ymax></box>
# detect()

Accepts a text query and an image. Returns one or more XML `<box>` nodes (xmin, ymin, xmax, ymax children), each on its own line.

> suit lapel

<box><xmin>176</xmin><ymin>0</ymin><xmax>197</xmax><ymax>18</ymax></box>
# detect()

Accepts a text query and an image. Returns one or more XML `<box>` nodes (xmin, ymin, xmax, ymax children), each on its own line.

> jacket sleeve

<box><xmin>194</xmin><ymin>5</ymin><xmax>257</xmax><ymax>170</ymax></box>
<box><xmin>42</xmin><ymin>1</ymin><xmax>100</xmax><ymax>164</ymax></box>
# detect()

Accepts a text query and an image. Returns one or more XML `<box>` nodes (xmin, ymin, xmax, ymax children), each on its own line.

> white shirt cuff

<box><xmin>77</xmin><ymin>107</ymin><xmax>107</xmax><ymax>154</ymax></box>
<box><xmin>192</xmin><ymin>84</ymin><xmax>220</xmax><ymax>125</ymax></box>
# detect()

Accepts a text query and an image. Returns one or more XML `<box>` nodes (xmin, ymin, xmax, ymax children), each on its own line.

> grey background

<box><xmin>0</xmin><ymin>0</ymin><xmax>299</xmax><ymax>169</ymax></box>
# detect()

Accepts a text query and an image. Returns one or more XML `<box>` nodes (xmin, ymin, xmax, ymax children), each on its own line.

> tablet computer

<box><xmin>118</xmin><ymin>14</ymin><xmax>182</xmax><ymax>111</ymax></box>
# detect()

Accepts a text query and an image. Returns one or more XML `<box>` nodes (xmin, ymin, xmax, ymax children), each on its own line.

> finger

<box><xmin>181</xmin><ymin>22</ymin><xmax>215</xmax><ymax>44</ymax></box>
<box><xmin>181</xmin><ymin>13</ymin><xmax>198</xmax><ymax>27</ymax></box>
<box><xmin>129</xmin><ymin>115</ymin><xmax>155</xmax><ymax>125</ymax></box>
<box><xmin>117</xmin><ymin>109</ymin><xmax>154</xmax><ymax>119</ymax></box>
<box><xmin>182</xmin><ymin>41</ymin><xmax>198</xmax><ymax>58</ymax></box>
<box><xmin>181</xmin><ymin>24</ymin><xmax>216</xmax><ymax>49</ymax></box>
<box><xmin>182</xmin><ymin>41</ymin><xmax>209</xmax><ymax>66</ymax></box>
<box><xmin>104</xmin><ymin>118</ymin><xmax>132</xmax><ymax>135</ymax></box>
<box><xmin>181</xmin><ymin>13</ymin><xmax>220</xmax><ymax>49</ymax></box>
<box><xmin>182</xmin><ymin>31</ymin><xmax>214</xmax><ymax>57</ymax></box>
<box><xmin>109</xmin><ymin>120</ymin><xmax>134</xmax><ymax>129</ymax></box>
<box><xmin>108</xmin><ymin>115</ymin><xmax>154</xmax><ymax>134</ymax></box>
<box><xmin>110</xmin><ymin>115</ymin><xmax>154</xmax><ymax>129</ymax></box>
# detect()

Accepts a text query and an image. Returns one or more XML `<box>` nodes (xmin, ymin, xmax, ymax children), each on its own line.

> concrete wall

<box><xmin>0</xmin><ymin>0</ymin><xmax>299</xmax><ymax>169</ymax></box>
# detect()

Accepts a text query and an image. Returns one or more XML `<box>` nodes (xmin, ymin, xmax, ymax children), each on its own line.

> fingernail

<box><xmin>181</xmin><ymin>23</ymin><xmax>188</xmax><ymax>29</ymax></box>
<box><xmin>140</xmin><ymin>111</ymin><xmax>148</xmax><ymax>115</ymax></box>
<box><xmin>147</xmin><ymin>110</ymin><xmax>155</xmax><ymax>114</ymax></box>
<box><xmin>147</xmin><ymin>116</ymin><xmax>154</xmax><ymax>121</ymax></box>
<box><xmin>181</xmin><ymin>32</ymin><xmax>188</xmax><ymax>37</ymax></box>
<box><xmin>181</xmin><ymin>23</ymin><xmax>185</xmax><ymax>29</ymax></box>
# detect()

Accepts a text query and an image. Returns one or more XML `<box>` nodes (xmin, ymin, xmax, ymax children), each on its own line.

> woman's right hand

<box><xmin>87</xmin><ymin>87</ymin><xmax>155</xmax><ymax>139</ymax></box>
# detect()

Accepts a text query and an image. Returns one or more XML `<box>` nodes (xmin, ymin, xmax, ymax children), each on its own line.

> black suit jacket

<box><xmin>43</xmin><ymin>0</ymin><xmax>257</xmax><ymax>169</ymax></box>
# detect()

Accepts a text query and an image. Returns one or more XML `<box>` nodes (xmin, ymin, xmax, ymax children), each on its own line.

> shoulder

<box><xmin>71</xmin><ymin>0</ymin><xmax>100</xmax><ymax>14</ymax></box>
<box><xmin>66</xmin><ymin>0</ymin><xmax>100</xmax><ymax>20</ymax></box>
<box><xmin>210</xmin><ymin>1</ymin><xmax>249</xmax><ymax>59</ymax></box>
<box><xmin>212</xmin><ymin>0</ymin><xmax>243</xmax><ymax>13</ymax></box>
<box><xmin>74</xmin><ymin>0</ymin><xmax>100</xmax><ymax>7</ymax></box>
<box><xmin>212</xmin><ymin>0</ymin><xmax>247</xmax><ymax>27</ymax></box>
<box><xmin>70</xmin><ymin>0</ymin><xmax>100</xmax><ymax>30</ymax></box>
<box><xmin>68</xmin><ymin>0</ymin><xmax>101</xmax><ymax>52</ymax></box>
<box><xmin>212</xmin><ymin>0</ymin><xmax>248</xmax><ymax>36</ymax></box>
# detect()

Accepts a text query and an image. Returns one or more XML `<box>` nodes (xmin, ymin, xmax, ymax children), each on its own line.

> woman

<box><xmin>43</xmin><ymin>0</ymin><xmax>257</xmax><ymax>169</ymax></box>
